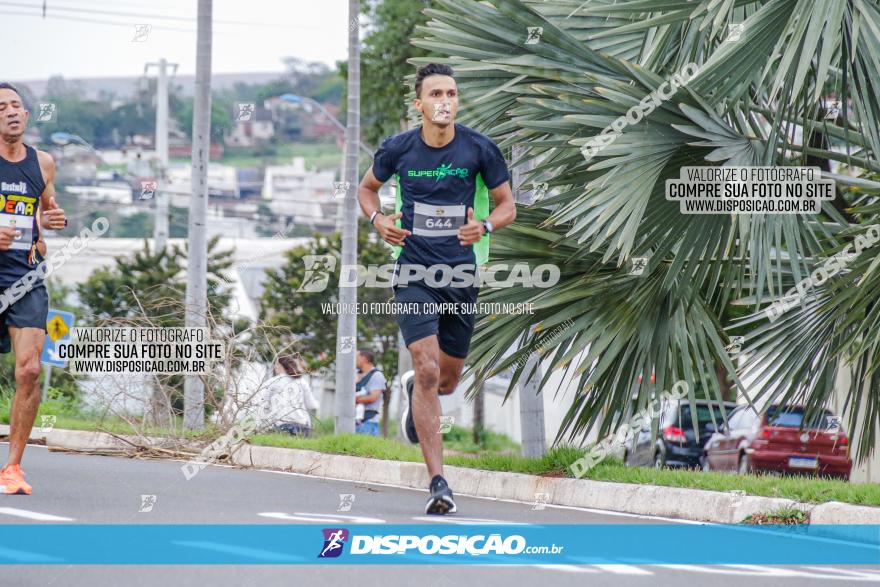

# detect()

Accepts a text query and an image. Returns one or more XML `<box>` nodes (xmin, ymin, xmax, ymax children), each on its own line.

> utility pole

<box><xmin>512</xmin><ymin>144</ymin><xmax>546</xmax><ymax>456</ymax></box>
<box><xmin>184</xmin><ymin>0</ymin><xmax>212</xmax><ymax>430</ymax></box>
<box><xmin>145</xmin><ymin>58</ymin><xmax>178</xmax><ymax>251</ymax></box>
<box><xmin>334</xmin><ymin>0</ymin><xmax>360</xmax><ymax>434</ymax></box>
<box><xmin>335</xmin><ymin>150</ymin><xmax>345</xmax><ymax>234</ymax></box>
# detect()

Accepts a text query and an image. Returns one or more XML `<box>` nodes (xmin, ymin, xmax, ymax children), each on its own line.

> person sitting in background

<box><xmin>262</xmin><ymin>354</ymin><xmax>318</xmax><ymax>437</ymax></box>
<box><xmin>355</xmin><ymin>349</ymin><xmax>386</xmax><ymax>437</ymax></box>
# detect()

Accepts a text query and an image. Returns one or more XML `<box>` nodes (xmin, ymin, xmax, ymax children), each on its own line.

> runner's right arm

<box><xmin>358</xmin><ymin>166</ymin><xmax>411</xmax><ymax>246</ymax></box>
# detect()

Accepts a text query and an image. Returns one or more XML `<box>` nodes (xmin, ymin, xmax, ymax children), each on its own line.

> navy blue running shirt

<box><xmin>371</xmin><ymin>123</ymin><xmax>510</xmax><ymax>267</ymax></box>
<box><xmin>0</xmin><ymin>145</ymin><xmax>45</xmax><ymax>288</ymax></box>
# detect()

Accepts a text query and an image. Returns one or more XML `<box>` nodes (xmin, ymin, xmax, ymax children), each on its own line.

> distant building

<box><xmin>225</xmin><ymin>105</ymin><xmax>275</xmax><ymax>147</ymax></box>
<box><xmin>302</xmin><ymin>102</ymin><xmax>343</xmax><ymax>144</ymax></box>
<box><xmin>265</xmin><ymin>96</ymin><xmax>343</xmax><ymax>145</ymax></box>
<box><xmin>53</xmin><ymin>145</ymin><xmax>100</xmax><ymax>185</ymax></box>
<box><xmin>168</xmin><ymin>142</ymin><xmax>224</xmax><ymax>160</ymax></box>
<box><xmin>262</xmin><ymin>157</ymin><xmax>337</xmax><ymax>232</ymax></box>
<box><xmin>167</xmin><ymin>163</ymin><xmax>241</xmax><ymax>200</ymax></box>
<box><xmin>237</xmin><ymin>167</ymin><xmax>263</xmax><ymax>198</ymax></box>
<box><xmin>66</xmin><ymin>184</ymin><xmax>132</xmax><ymax>205</ymax></box>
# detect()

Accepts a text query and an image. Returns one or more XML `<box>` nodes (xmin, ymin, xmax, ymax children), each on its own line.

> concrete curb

<box><xmin>231</xmin><ymin>444</ymin><xmax>807</xmax><ymax>524</ymax></box>
<box><xmin>0</xmin><ymin>424</ymin><xmax>179</xmax><ymax>452</ymax></box>
<box><xmin>810</xmin><ymin>501</ymin><xmax>880</xmax><ymax>524</ymax></box>
<box><xmin>5</xmin><ymin>425</ymin><xmax>878</xmax><ymax>528</ymax></box>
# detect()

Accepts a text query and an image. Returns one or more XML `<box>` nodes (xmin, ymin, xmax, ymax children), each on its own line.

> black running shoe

<box><xmin>401</xmin><ymin>371</ymin><xmax>419</xmax><ymax>444</ymax></box>
<box><xmin>425</xmin><ymin>475</ymin><xmax>457</xmax><ymax>515</ymax></box>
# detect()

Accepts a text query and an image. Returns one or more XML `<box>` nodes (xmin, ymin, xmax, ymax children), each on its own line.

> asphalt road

<box><xmin>2</xmin><ymin>443</ymin><xmax>879</xmax><ymax>587</ymax></box>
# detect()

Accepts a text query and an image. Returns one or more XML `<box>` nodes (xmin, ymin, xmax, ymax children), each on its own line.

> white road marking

<box><xmin>255</xmin><ymin>468</ymin><xmax>699</xmax><ymax>524</ymax></box>
<box><xmin>411</xmin><ymin>515</ymin><xmax>526</xmax><ymax>525</ymax></box>
<box><xmin>802</xmin><ymin>566</ymin><xmax>880</xmax><ymax>580</ymax></box>
<box><xmin>259</xmin><ymin>512</ymin><xmax>385</xmax><ymax>524</ymax></box>
<box><xmin>532</xmin><ymin>564</ymin><xmax>599</xmax><ymax>573</ymax></box>
<box><xmin>593</xmin><ymin>564</ymin><xmax>653</xmax><ymax>575</ymax></box>
<box><xmin>663</xmin><ymin>564</ymin><xmax>880</xmax><ymax>581</ymax></box>
<box><xmin>0</xmin><ymin>507</ymin><xmax>73</xmax><ymax>521</ymax></box>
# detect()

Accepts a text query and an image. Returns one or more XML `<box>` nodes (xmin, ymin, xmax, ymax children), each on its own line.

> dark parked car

<box><xmin>702</xmin><ymin>404</ymin><xmax>852</xmax><ymax>480</ymax></box>
<box><xmin>624</xmin><ymin>399</ymin><xmax>739</xmax><ymax>468</ymax></box>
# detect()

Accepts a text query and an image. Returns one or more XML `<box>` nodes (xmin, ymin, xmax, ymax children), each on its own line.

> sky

<box><xmin>4</xmin><ymin>0</ymin><xmax>351</xmax><ymax>81</ymax></box>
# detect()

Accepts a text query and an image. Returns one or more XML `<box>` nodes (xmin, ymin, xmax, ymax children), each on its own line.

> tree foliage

<box><xmin>414</xmin><ymin>0</ymin><xmax>880</xmax><ymax>461</ymax></box>
<box><xmin>259</xmin><ymin>221</ymin><xmax>399</xmax><ymax>380</ymax></box>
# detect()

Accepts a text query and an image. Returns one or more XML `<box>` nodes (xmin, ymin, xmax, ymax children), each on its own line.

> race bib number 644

<box><xmin>412</xmin><ymin>202</ymin><xmax>465</xmax><ymax>237</ymax></box>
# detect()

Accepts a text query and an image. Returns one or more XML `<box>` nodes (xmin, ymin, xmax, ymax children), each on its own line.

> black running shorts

<box><xmin>392</xmin><ymin>280</ymin><xmax>479</xmax><ymax>359</ymax></box>
<box><xmin>0</xmin><ymin>284</ymin><xmax>49</xmax><ymax>353</ymax></box>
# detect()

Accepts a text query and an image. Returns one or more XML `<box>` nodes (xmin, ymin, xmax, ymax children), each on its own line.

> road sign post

<box><xmin>41</xmin><ymin>309</ymin><xmax>75</xmax><ymax>401</ymax></box>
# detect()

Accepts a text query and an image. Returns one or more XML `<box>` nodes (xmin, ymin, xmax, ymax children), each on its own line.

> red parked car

<box><xmin>701</xmin><ymin>404</ymin><xmax>852</xmax><ymax>480</ymax></box>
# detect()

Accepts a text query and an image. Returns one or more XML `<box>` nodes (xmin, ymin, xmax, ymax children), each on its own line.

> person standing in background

<box><xmin>355</xmin><ymin>349</ymin><xmax>385</xmax><ymax>437</ymax></box>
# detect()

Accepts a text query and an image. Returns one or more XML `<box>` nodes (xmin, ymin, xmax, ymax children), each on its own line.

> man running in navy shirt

<box><xmin>0</xmin><ymin>82</ymin><xmax>67</xmax><ymax>495</ymax></box>
<box><xmin>358</xmin><ymin>63</ymin><xmax>516</xmax><ymax>514</ymax></box>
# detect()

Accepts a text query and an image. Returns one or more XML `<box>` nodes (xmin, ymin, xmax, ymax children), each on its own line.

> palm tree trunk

<box><xmin>473</xmin><ymin>386</ymin><xmax>484</xmax><ymax>445</ymax></box>
<box><xmin>715</xmin><ymin>359</ymin><xmax>733</xmax><ymax>402</ymax></box>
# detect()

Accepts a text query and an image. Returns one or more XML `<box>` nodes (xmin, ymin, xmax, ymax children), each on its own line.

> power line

<box><xmin>2</xmin><ymin>0</ymin><xmax>310</xmax><ymax>29</ymax></box>
<box><xmin>2</xmin><ymin>8</ymin><xmax>196</xmax><ymax>32</ymax></box>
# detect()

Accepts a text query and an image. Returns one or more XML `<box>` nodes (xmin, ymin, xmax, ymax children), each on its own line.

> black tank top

<box><xmin>0</xmin><ymin>145</ymin><xmax>45</xmax><ymax>287</ymax></box>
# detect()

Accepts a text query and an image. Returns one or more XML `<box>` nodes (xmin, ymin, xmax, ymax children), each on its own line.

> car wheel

<box><xmin>653</xmin><ymin>451</ymin><xmax>665</xmax><ymax>469</ymax></box>
<box><xmin>738</xmin><ymin>453</ymin><xmax>751</xmax><ymax>475</ymax></box>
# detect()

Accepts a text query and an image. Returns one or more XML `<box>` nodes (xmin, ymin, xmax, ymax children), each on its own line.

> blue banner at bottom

<box><xmin>1</xmin><ymin>524</ymin><xmax>878</xmax><ymax>565</ymax></box>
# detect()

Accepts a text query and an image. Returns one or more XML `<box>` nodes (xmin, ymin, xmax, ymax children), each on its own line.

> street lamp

<box><xmin>50</xmin><ymin>131</ymin><xmax>98</xmax><ymax>153</ymax></box>
<box><xmin>278</xmin><ymin>94</ymin><xmax>373</xmax><ymax>157</ymax></box>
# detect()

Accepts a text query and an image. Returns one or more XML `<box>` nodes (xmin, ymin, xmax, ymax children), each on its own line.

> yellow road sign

<box><xmin>47</xmin><ymin>314</ymin><xmax>69</xmax><ymax>343</ymax></box>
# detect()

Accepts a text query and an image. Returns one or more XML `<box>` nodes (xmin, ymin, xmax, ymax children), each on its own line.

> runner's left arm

<box><xmin>458</xmin><ymin>182</ymin><xmax>516</xmax><ymax>246</ymax></box>
<box><xmin>486</xmin><ymin>181</ymin><xmax>516</xmax><ymax>231</ymax></box>
<box><xmin>459</xmin><ymin>139</ymin><xmax>517</xmax><ymax>245</ymax></box>
<box><xmin>37</xmin><ymin>151</ymin><xmax>66</xmax><ymax>231</ymax></box>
